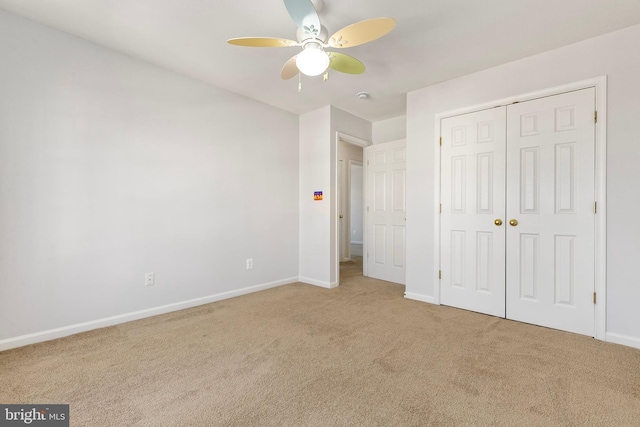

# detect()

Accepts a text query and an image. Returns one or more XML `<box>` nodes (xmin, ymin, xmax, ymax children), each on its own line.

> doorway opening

<box><xmin>340</xmin><ymin>160</ymin><xmax>364</xmax><ymax>283</ymax></box>
<box><xmin>336</xmin><ymin>133</ymin><xmax>370</xmax><ymax>285</ymax></box>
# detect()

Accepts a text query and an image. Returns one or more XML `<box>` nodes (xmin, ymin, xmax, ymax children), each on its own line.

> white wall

<box><xmin>373</xmin><ymin>115</ymin><xmax>406</xmax><ymax>144</ymax></box>
<box><xmin>406</xmin><ymin>23</ymin><xmax>640</xmax><ymax>348</ymax></box>
<box><xmin>338</xmin><ymin>140</ymin><xmax>364</xmax><ymax>163</ymax></box>
<box><xmin>299</xmin><ymin>107</ymin><xmax>332</xmax><ymax>287</ymax></box>
<box><xmin>0</xmin><ymin>10</ymin><xmax>299</xmax><ymax>348</ymax></box>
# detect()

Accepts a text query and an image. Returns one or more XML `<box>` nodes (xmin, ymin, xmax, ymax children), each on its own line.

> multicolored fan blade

<box><xmin>328</xmin><ymin>52</ymin><xmax>365</xmax><ymax>74</ymax></box>
<box><xmin>283</xmin><ymin>0</ymin><xmax>322</xmax><ymax>37</ymax></box>
<box><xmin>328</xmin><ymin>18</ymin><xmax>396</xmax><ymax>49</ymax></box>
<box><xmin>227</xmin><ymin>37</ymin><xmax>299</xmax><ymax>47</ymax></box>
<box><xmin>281</xmin><ymin>55</ymin><xmax>300</xmax><ymax>80</ymax></box>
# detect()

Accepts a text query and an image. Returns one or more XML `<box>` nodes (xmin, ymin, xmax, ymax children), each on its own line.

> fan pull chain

<box><xmin>323</xmin><ymin>72</ymin><xmax>329</xmax><ymax>81</ymax></box>
<box><xmin>298</xmin><ymin>73</ymin><xmax>302</xmax><ymax>93</ymax></box>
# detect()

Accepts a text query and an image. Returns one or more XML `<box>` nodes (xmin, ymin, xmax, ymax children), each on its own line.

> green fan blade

<box><xmin>328</xmin><ymin>52</ymin><xmax>365</xmax><ymax>74</ymax></box>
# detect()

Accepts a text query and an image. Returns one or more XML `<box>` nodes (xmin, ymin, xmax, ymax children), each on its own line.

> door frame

<box><xmin>334</xmin><ymin>132</ymin><xmax>371</xmax><ymax>286</ymax></box>
<box><xmin>432</xmin><ymin>76</ymin><xmax>607</xmax><ymax>340</ymax></box>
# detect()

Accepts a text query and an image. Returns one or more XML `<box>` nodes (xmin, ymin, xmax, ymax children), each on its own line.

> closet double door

<box><xmin>440</xmin><ymin>88</ymin><xmax>596</xmax><ymax>336</ymax></box>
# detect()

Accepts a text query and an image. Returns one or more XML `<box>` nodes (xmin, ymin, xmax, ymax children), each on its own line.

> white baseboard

<box><xmin>605</xmin><ymin>332</ymin><xmax>640</xmax><ymax>350</ymax></box>
<box><xmin>404</xmin><ymin>292</ymin><xmax>438</xmax><ymax>305</ymax></box>
<box><xmin>298</xmin><ymin>276</ymin><xmax>337</xmax><ymax>289</ymax></box>
<box><xmin>0</xmin><ymin>277</ymin><xmax>298</xmax><ymax>352</ymax></box>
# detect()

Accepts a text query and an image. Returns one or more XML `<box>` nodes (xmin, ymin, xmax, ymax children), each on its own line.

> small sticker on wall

<box><xmin>314</xmin><ymin>191</ymin><xmax>323</xmax><ymax>201</ymax></box>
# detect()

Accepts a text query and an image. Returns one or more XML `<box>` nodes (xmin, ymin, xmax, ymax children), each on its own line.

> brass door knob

<box><xmin>339</xmin><ymin>215</ymin><xmax>343</xmax><ymax>219</ymax></box>
<box><xmin>494</xmin><ymin>219</ymin><xmax>503</xmax><ymax>226</ymax></box>
<box><xmin>509</xmin><ymin>219</ymin><xmax>518</xmax><ymax>226</ymax></box>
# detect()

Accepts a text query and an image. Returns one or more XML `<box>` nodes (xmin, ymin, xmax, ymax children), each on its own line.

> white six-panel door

<box><xmin>506</xmin><ymin>88</ymin><xmax>595</xmax><ymax>336</ymax></box>
<box><xmin>440</xmin><ymin>88</ymin><xmax>596</xmax><ymax>336</ymax></box>
<box><xmin>365</xmin><ymin>139</ymin><xmax>406</xmax><ymax>284</ymax></box>
<box><xmin>441</xmin><ymin>107</ymin><xmax>507</xmax><ymax>317</ymax></box>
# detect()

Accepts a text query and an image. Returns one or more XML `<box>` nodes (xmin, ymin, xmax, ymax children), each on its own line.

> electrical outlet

<box><xmin>246</xmin><ymin>259</ymin><xmax>253</xmax><ymax>270</ymax></box>
<box><xmin>145</xmin><ymin>273</ymin><xmax>154</xmax><ymax>286</ymax></box>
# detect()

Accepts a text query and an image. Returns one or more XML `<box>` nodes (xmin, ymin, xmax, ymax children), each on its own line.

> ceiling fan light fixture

<box><xmin>228</xmin><ymin>2</ymin><xmax>396</xmax><ymax>81</ymax></box>
<box><xmin>296</xmin><ymin>43</ymin><xmax>329</xmax><ymax>76</ymax></box>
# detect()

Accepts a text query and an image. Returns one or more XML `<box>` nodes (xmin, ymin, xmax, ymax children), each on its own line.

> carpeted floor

<box><xmin>2</xmin><ymin>260</ymin><xmax>640</xmax><ymax>426</ymax></box>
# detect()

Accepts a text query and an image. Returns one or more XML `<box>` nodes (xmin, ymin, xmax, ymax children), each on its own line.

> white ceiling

<box><xmin>2</xmin><ymin>0</ymin><xmax>640</xmax><ymax>122</ymax></box>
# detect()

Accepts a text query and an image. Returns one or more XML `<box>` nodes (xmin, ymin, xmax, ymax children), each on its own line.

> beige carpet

<box><xmin>2</xmin><ymin>260</ymin><xmax>640</xmax><ymax>426</ymax></box>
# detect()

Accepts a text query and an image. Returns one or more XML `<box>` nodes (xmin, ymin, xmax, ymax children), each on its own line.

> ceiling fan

<box><xmin>227</xmin><ymin>0</ymin><xmax>396</xmax><ymax>79</ymax></box>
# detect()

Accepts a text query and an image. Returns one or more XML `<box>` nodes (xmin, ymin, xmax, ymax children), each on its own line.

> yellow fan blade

<box><xmin>328</xmin><ymin>52</ymin><xmax>365</xmax><ymax>74</ymax></box>
<box><xmin>227</xmin><ymin>37</ymin><xmax>299</xmax><ymax>48</ymax></box>
<box><xmin>328</xmin><ymin>18</ymin><xmax>396</xmax><ymax>49</ymax></box>
<box><xmin>281</xmin><ymin>55</ymin><xmax>299</xmax><ymax>80</ymax></box>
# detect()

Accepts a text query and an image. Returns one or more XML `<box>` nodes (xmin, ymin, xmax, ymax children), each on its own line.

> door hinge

<box><xmin>594</xmin><ymin>111</ymin><xmax>598</xmax><ymax>123</ymax></box>
<box><xmin>439</xmin><ymin>136</ymin><xmax>442</xmax><ymax>146</ymax></box>
<box><xmin>438</xmin><ymin>270</ymin><xmax>442</xmax><ymax>280</ymax></box>
<box><xmin>593</xmin><ymin>292</ymin><xmax>597</xmax><ymax>304</ymax></box>
<box><xmin>594</xmin><ymin>201</ymin><xmax>597</xmax><ymax>214</ymax></box>
<box><xmin>367</xmin><ymin>160</ymin><xmax>370</xmax><ymax>166</ymax></box>
<box><xmin>367</xmin><ymin>206</ymin><xmax>370</xmax><ymax>212</ymax></box>
<box><xmin>439</xmin><ymin>203</ymin><xmax>442</xmax><ymax>213</ymax></box>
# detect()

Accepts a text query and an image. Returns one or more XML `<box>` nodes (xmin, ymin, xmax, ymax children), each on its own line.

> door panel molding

<box><xmin>431</xmin><ymin>76</ymin><xmax>607</xmax><ymax>340</ymax></box>
<box><xmin>506</xmin><ymin>88</ymin><xmax>596</xmax><ymax>336</ymax></box>
<box><xmin>365</xmin><ymin>139</ymin><xmax>407</xmax><ymax>284</ymax></box>
<box><xmin>441</xmin><ymin>107</ymin><xmax>507</xmax><ymax>317</ymax></box>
